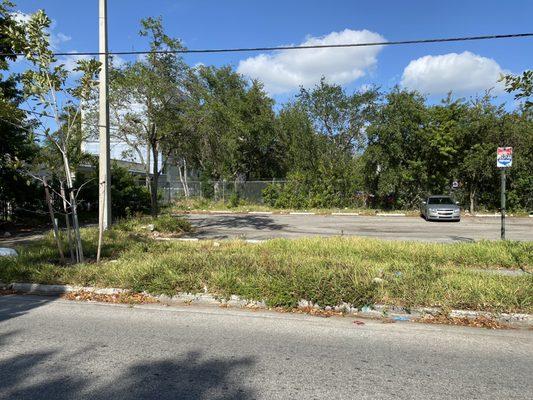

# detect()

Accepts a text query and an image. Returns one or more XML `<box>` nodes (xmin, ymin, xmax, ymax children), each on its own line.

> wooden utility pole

<box><xmin>99</xmin><ymin>0</ymin><xmax>111</xmax><ymax>230</ymax></box>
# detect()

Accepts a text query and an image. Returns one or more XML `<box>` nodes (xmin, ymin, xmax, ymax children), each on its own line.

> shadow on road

<box><xmin>0</xmin><ymin>345</ymin><xmax>256</xmax><ymax>400</ymax></box>
<box><xmin>190</xmin><ymin>215</ymin><xmax>287</xmax><ymax>238</ymax></box>
<box><xmin>0</xmin><ymin>294</ymin><xmax>55</xmax><ymax>323</ymax></box>
<box><xmin>448</xmin><ymin>236</ymin><xmax>475</xmax><ymax>242</ymax></box>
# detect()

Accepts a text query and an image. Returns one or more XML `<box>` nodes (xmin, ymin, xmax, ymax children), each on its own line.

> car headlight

<box><xmin>429</xmin><ymin>208</ymin><xmax>438</xmax><ymax>214</ymax></box>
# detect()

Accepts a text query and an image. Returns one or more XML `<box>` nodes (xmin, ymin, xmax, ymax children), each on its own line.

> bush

<box><xmin>228</xmin><ymin>191</ymin><xmax>241</xmax><ymax>208</ymax></box>
<box><xmin>152</xmin><ymin>214</ymin><xmax>192</xmax><ymax>233</ymax></box>
<box><xmin>76</xmin><ymin>163</ymin><xmax>151</xmax><ymax>218</ymax></box>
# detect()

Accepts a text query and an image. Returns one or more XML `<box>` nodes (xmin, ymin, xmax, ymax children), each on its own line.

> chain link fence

<box><xmin>161</xmin><ymin>180</ymin><xmax>287</xmax><ymax>204</ymax></box>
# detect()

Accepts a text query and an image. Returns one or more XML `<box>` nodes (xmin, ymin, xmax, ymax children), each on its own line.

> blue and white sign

<box><xmin>497</xmin><ymin>147</ymin><xmax>512</xmax><ymax>168</ymax></box>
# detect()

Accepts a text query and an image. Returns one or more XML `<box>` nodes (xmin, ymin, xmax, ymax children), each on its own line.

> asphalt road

<box><xmin>184</xmin><ymin>213</ymin><xmax>533</xmax><ymax>242</ymax></box>
<box><xmin>0</xmin><ymin>295</ymin><xmax>531</xmax><ymax>399</ymax></box>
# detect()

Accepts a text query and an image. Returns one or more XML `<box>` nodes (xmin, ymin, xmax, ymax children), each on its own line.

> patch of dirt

<box><xmin>416</xmin><ymin>314</ymin><xmax>512</xmax><ymax>329</ymax></box>
<box><xmin>61</xmin><ymin>291</ymin><xmax>158</xmax><ymax>305</ymax></box>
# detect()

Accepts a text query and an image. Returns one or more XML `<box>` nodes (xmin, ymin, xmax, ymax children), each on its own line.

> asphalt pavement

<box><xmin>0</xmin><ymin>295</ymin><xmax>532</xmax><ymax>399</ymax></box>
<box><xmin>184</xmin><ymin>213</ymin><xmax>533</xmax><ymax>242</ymax></box>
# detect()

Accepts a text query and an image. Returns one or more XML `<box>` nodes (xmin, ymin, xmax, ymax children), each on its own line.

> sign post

<box><xmin>496</xmin><ymin>147</ymin><xmax>512</xmax><ymax>240</ymax></box>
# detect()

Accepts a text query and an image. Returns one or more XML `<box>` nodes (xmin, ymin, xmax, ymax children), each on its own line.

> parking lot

<box><xmin>184</xmin><ymin>213</ymin><xmax>533</xmax><ymax>242</ymax></box>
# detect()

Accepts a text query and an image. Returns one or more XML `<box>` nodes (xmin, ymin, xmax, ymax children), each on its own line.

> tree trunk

<box><xmin>150</xmin><ymin>127</ymin><xmax>159</xmax><ymax>216</ymax></box>
<box><xmin>62</xmin><ymin>154</ymin><xmax>84</xmax><ymax>263</ymax></box>
<box><xmin>43</xmin><ymin>176</ymin><xmax>65</xmax><ymax>264</ymax></box>
<box><xmin>60</xmin><ymin>181</ymin><xmax>75</xmax><ymax>263</ymax></box>
<box><xmin>145</xmin><ymin>141</ymin><xmax>151</xmax><ymax>190</ymax></box>
<box><xmin>469</xmin><ymin>187</ymin><xmax>476</xmax><ymax>215</ymax></box>
<box><xmin>178</xmin><ymin>158</ymin><xmax>190</xmax><ymax>198</ymax></box>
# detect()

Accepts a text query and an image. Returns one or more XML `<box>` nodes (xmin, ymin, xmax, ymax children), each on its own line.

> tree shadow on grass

<box><xmin>0</xmin><ymin>343</ymin><xmax>256</xmax><ymax>400</ymax></box>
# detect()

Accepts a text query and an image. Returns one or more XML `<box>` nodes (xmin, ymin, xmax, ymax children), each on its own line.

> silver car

<box><xmin>420</xmin><ymin>196</ymin><xmax>461</xmax><ymax>221</ymax></box>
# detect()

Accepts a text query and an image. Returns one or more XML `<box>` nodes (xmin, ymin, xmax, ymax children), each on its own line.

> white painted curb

<box><xmin>248</xmin><ymin>211</ymin><xmax>273</xmax><ymax>215</ymax></box>
<box><xmin>376</xmin><ymin>213</ymin><xmax>406</xmax><ymax>217</ymax></box>
<box><xmin>289</xmin><ymin>212</ymin><xmax>316</xmax><ymax>215</ymax></box>
<box><xmin>331</xmin><ymin>212</ymin><xmax>360</xmax><ymax>216</ymax></box>
<box><xmin>474</xmin><ymin>214</ymin><xmax>500</xmax><ymax>218</ymax></box>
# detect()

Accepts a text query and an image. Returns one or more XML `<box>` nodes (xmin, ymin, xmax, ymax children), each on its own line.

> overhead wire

<box><xmin>2</xmin><ymin>32</ymin><xmax>532</xmax><ymax>58</ymax></box>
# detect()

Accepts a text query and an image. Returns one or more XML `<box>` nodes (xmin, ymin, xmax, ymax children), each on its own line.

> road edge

<box><xmin>2</xmin><ymin>282</ymin><xmax>531</xmax><ymax>327</ymax></box>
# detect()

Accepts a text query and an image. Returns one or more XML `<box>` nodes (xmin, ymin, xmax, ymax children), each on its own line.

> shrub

<box><xmin>153</xmin><ymin>214</ymin><xmax>192</xmax><ymax>233</ymax></box>
<box><xmin>228</xmin><ymin>191</ymin><xmax>241</xmax><ymax>208</ymax></box>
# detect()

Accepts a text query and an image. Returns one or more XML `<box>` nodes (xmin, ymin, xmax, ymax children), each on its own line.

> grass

<box><xmin>169</xmin><ymin>197</ymin><xmax>532</xmax><ymax>216</ymax></box>
<box><xmin>0</xmin><ymin>221</ymin><xmax>531</xmax><ymax>314</ymax></box>
<box><xmin>169</xmin><ymin>197</ymin><xmax>419</xmax><ymax>215</ymax></box>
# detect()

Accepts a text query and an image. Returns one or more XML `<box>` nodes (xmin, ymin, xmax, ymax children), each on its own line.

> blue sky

<box><xmin>13</xmin><ymin>0</ymin><xmax>533</xmax><ymax>106</ymax></box>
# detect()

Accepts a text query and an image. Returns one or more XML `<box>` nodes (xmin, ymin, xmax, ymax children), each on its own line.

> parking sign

<box><xmin>497</xmin><ymin>147</ymin><xmax>512</xmax><ymax>168</ymax></box>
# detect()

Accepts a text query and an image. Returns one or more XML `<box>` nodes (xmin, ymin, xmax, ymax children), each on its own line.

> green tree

<box><xmin>183</xmin><ymin>66</ymin><xmax>280</xmax><ymax>183</ymax></box>
<box><xmin>12</xmin><ymin>9</ymin><xmax>100</xmax><ymax>262</ymax></box>
<box><xmin>363</xmin><ymin>88</ymin><xmax>429</xmax><ymax>208</ymax></box>
<box><xmin>0</xmin><ymin>0</ymin><xmax>41</xmax><ymax>221</ymax></box>
<box><xmin>502</xmin><ymin>70</ymin><xmax>532</xmax><ymax>110</ymax></box>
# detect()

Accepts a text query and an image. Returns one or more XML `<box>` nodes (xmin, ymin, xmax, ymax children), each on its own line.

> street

<box><xmin>184</xmin><ymin>213</ymin><xmax>533</xmax><ymax>242</ymax></box>
<box><xmin>1</xmin><ymin>295</ymin><xmax>532</xmax><ymax>399</ymax></box>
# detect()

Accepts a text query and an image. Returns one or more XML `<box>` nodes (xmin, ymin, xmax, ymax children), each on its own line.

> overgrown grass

<box><xmin>169</xmin><ymin>197</ymin><xmax>532</xmax><ymax>216</ymax></box>
<box><xmin>1</xmin><ymin>228</ymin><xmax>531</xmax><ymax>313</ymax></box>
<box><xmin>170</xmin><ymin>198</ymin><xmax>417</xmax><ymax>215</ymax></box>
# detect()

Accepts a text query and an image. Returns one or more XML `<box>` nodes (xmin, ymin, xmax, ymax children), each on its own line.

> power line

<box><xmin>4</xmin><ymin>32</ymin><xmax>533</xmax><ymax>58</ymax></box>
<box><xmin>21</xmin><ymin>107</ymin><xmax>122</xmax><ymax>132</ymax></box>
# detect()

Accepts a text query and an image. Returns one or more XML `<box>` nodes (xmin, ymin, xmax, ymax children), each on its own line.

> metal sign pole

<box><xmin>497</xmin><ymin>147</ymin><xmax>512</xmax><ymax>241</ymax></box>
<box><xmin>500</xmin><ymin>168</ymin><xmax>506</xmax><ymax>240</ymax></box>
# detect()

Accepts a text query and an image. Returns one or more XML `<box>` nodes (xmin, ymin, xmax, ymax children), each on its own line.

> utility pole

<box><xmin>99</xmin><ymin>0</ymin><xmax>111</xmax><ymax>229</ymax></box>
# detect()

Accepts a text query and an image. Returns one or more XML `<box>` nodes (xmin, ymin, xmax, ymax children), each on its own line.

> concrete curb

<box><xmin>376</xmin><ymin>213</ymin><xmax>406</xmax><ymax>217</ymax></box>
<box><xmin>8</xmin><ymin>282</ymin><xmax>127</xmax><ymax>295</ymax></box>
<box><xmin>3</xmin><ymin>282</ymin><xmax>531</xmax><ymax>327</ymax></box>
<box><xmin>179</xmin><ymin>210</ymin><xmax>533</xmax><ymax>218</ymax></box>
<box><xmin>331</xmin><ymin>212</ymin><xmax>360</xmax><ymax>216</ymax></box>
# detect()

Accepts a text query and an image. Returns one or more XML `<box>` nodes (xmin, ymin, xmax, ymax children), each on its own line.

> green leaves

<box><xmin>501</xmin><ymin>70</ymin><xmax>533</xmax><ymax>110</ymax></box>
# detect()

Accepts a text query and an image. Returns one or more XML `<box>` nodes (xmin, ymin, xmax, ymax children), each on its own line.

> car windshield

<box><xmin>428</xmin><ymin>197</ymin><xmax>454</xmax><ymax>205</ymax></box>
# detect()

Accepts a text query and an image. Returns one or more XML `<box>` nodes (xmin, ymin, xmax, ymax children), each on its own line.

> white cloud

<box><xmin>54</xmin><ymin>32</ymin><xmax>72</xmax><ymax>44</ymax></box>
<box><xmin>237</xmin><ymin>29</ymin><xmax>385</xmax><ymax>95</ymax></box>
<box><xmin>110</xmin><ymin>55</ymin><xmax>126</xmax><ymax>68</ymax></box>
<box><xmin>401</xmin><ymin>51</ymin><xmax>508</xmax><ymax>95</ymax></box>
<box><xmin>59</xmin><ymin>52</ymin><xmax>91</xmax><ymax>76</ymax></box>
<box><xmin>10</xmin><ymin>11</ymin><xmax>31</xmax><ymax>24</ymax></box>
<box><xmin>11</xmin><ymin>11</ymin><xmax>71</xmax><ymax>49</ymax></box>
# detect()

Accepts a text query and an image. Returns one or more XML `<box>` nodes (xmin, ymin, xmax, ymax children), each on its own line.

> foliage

<box><xmin>265</xmin><ymin>81</ymin><xmax>378</xmax><ymax>208</ymax></box>
<box><xmin>152</xmin><ymin>214</ymin><xmax>192</xmax><ymax>233</ymax></box>
<box><xmin>0</xmin><ymin>1</ymin><xmax>42</xmax><ymax>220</ymax></box>
<box><xmin>183</xmin><ymin>66</ymin><xmax>283</xmax><ymax>181</ymax></box>
<box><xmin>77</xmin><ymin>163</ymin><xmax>151</xmax><ymax>218</ymax></box>
<box><xmin>502</xmin><ymin>70</ymin><xmax>532</xmax><ymax>110</ymax></box>
<box><xmin>3</xmin><ymin>3</ymin><xmax>532</xmax><ymax>216</ymax></box>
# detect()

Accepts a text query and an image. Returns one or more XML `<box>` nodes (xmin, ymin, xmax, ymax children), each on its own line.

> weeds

<box><xmin>1</xmin><ymin>230</ymin><xmax>531</xmax><ymax>314</ymax></box>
